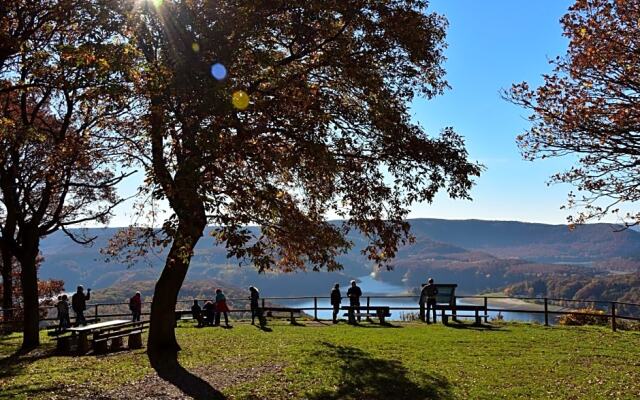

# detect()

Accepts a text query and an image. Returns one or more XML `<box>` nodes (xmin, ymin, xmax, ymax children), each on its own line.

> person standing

<box><xmin>215</xmin><ymin>289</ymin><xmax>231</xmax><ymax>327</ymax></box>
<box><xmin>129</xmin><ymin>292</ymin><xmax>142</xmax><ymax>322</ymax></box>
<box><xmin>346</xmin><ymin>280</ymin><xmax>362</xmax><ymax>323</ymax></box>
<box><xmin>56</xmin><ymin>295</ymin><xmax>70</xmax><ymax>332</ymax></box>
<box><xmin>421</xmin><ymin>278</ymin><xmax>439</xmax><ymax>324</ymax></box>
<box><xmin>249</xmin><ymin>286</ymin><xmax>263</xmax><ymax>326</ymax></box>
<box><xmin>330</xmin><ymin>283</ymin><xmax>342</xmax><ymax>324</ymax></box>
<box><xmin>71</xmin><ymin>285</ymin><xmax>91</xmax><ymax>326</ymax></box>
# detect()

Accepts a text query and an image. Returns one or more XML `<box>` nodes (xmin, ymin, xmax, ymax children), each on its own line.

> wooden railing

<box><xmin>1</xmin><ymin>295</ymin><xmax>639</xmax><ymax>332</ymax></box>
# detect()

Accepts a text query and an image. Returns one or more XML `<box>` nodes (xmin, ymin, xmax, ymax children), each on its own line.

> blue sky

<box><xmin>409</xmin><ymin>0</ymin><xmax>580</xmax><ymax>224</ymax></box>
<box><xmin>111</xmin><ymin>0</ymin><xmax>617</xmax><ymax>227</ymax></box>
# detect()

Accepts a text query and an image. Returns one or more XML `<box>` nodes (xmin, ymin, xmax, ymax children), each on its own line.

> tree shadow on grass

<box><xmin>149</xmin><ymin>351</ymin><xmax>227</xmax><ymax>400</ymax></box>
<box><xmin>308</xmin><ymin>342</ymin><xmax>454</xmax><ymax>400</ymax></box>
<box><xmin>445</xmin><ymin>322</ymin><xmax>507</xmax><ymax>331</ymax></box>
<box><xmin>349</xmin><ymin>322</ymin><xmax>403</xmax><ymax>329</ymax></box>
<box><xmin>0</xmin><ymin>345</ymin><xmax>56</xmax><ymax>380</ymax></box>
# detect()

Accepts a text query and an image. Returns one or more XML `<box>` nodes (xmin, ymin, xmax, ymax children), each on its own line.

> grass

<box><xmin>1</xmin><ymin>320</ymin><xmax>640</xmax><ymax>399</ymax></box>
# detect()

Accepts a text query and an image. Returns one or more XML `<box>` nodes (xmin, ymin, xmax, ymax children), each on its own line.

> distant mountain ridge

<box><xmin>36</xmin><ymin>219</ymin><xmax>640</xmax><ymax>296</ymax></box>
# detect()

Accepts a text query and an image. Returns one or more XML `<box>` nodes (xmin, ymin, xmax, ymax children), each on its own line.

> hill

<box><xmin>36</xmin><ymin>219</ymin><xmax>640</xmax><ymax>297</ymax></box>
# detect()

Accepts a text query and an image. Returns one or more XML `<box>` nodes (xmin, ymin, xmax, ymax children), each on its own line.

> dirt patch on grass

<box><xmin>49</xmin><ymin>363</ymin><xmax>285</xmax><ymax>399</ymax></box>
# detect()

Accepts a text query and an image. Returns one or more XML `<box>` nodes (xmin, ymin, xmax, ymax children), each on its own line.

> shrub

<box><xmin>558</xmin><ymin>308</ymin><xmax>609</xmax><ymax>326</ymax></box>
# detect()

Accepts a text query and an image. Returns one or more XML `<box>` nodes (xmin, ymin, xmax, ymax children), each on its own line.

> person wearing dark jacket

<box><xmin>346</xmin><ymin>280</ymin><xmax>362</xmax><ymax>323</ymax></box>
<box><xmin>420</xmin><ymin>278</ymin><xmax>439</xmax><ymax>323</ymax></box>
<box><xmin>71</xmin><ymin>285</ymin><xmax>91</xmax><ymax>326</ymax></box>
<box><xmin>330</xmin><ymin>284</ymin><xmax>342</xmax><ymax>324</ymax></box>
<box><xmin>191</xmin><ymin>300</ymin><xmax>204</xmax><ymax>327</ymax></box>
<box><xmin>129</xmin><ymin>292</ymin><xmax>142</xmax><ymax>322</ymax></box>
<box><xmin>249</xmin><ymin>286</ymin><xmax>263</xmax><ymax>326</ymax></box>
<box><xmin>203</xmin><ymin>301</ymin><xmax>216</xmax><ymax>326</ymax></box>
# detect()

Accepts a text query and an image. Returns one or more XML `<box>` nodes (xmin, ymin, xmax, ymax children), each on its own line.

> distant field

<box><xmin>1</xmin><ymin>321</ymin><xmax>639</xmax><ymax>399</ymax></box>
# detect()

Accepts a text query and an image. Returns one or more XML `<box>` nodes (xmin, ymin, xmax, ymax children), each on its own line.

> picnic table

<box><xmin>65</xmin><ymin>319</ymin><xmax>130</xmax><ymax>354</ymax></box>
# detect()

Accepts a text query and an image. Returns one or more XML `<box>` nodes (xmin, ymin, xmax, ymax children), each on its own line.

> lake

<box><xmin>281</xmin><ymin>275</ymin><xmax>549</xmax><ymax>323</ymax></box>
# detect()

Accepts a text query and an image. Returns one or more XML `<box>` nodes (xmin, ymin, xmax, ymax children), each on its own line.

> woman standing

<box><xmin>249</xmin><ymin>286</ymin><xmax>263</xmax><ymax>325</ymax></box>
<box><xmin>215</xmin><ymin>289</ymin><xmax>231</xmax><ymax>327</ymax></box>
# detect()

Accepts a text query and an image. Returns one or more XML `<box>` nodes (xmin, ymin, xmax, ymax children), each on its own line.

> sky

<box><xmin>109</xmin><ymin>0</ymin><xmax>624</xmax><ymax>227</ymax></box>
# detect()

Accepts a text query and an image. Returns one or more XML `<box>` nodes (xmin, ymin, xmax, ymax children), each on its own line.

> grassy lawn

<box><xmin>1</xmin><ymin>320</ymin><xmax>639</xmax><ymax>399</ymax></box>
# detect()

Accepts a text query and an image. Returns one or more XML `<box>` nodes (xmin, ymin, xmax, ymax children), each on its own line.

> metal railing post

<box><xmin>95</xmin><ymin>304</ymin><xmax>99</xmax><ymax>320</ymax></box>
<box><xmin>544</xmin><ymin>298</ymin><xmax>549</xmax><ymax>326</ymax></box>
<box><xmin>313</xmin><ymin>297</ymin><xmax>318</xmax><ymax>320</ymax></box>
<box><xmin>484</xmin><ymin>296</ymin><xmax>488</xmax><ymax>323</ymax></box>
<box><xmin>611</xmin><ymin>302</ymin><xmax>616</xmax><ymax>332</ymax></box>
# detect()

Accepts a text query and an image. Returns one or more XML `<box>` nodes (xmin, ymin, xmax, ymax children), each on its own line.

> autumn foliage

<box><xmin>506</xmin><ymin>0</ymin><xmax>640</xmax><ymax>226</ymax></box>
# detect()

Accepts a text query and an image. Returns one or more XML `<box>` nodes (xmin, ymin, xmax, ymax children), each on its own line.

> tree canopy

<box><xmin>114</xmin><ymin>0</ymin><xmax>481</xmax><ymax>357</ymax></box>
<box><xmin>506</xmin><ymin>0</ymin><xmax>640</xmax><ymax>227</ymax></box>
<box><xmin>0</xmin><ymin>0</ymin><xmax>134</xmax><ymax>348</ymax></box>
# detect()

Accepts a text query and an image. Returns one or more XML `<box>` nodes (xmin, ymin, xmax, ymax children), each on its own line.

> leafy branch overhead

<box><xmin>505</xmin><ymin>0</ymin><xmax>640</xmax><ymax>227</ymax></box>
<box><xmin>119</xmin><ymin>0</ymin><xmax>482</xmax><ymax>274</ymax></box>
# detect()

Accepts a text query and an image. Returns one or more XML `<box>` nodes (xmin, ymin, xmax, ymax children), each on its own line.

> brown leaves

<box><xmin>505</xmin><ymin>0</ymin><xmax>640</xmax><ymax>227</ymax></box>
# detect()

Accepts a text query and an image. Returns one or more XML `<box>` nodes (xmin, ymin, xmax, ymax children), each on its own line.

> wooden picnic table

<box><xmin>67</xmin><ymin>319</ymin><xmax>130</xmax><ymax>354</ymax></box>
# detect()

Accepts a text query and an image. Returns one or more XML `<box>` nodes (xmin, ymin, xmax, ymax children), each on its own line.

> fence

<box><xmin>1</xmin><ymin>295</ymin><xmax>639</xmax><ymax>332</ymax></box>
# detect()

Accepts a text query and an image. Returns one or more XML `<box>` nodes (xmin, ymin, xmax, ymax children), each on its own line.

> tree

<box><xmin>506</xmin><ymin>0</ymin><xmax>640</xmax><ymax>226</ymax></box>
<box><xmin>0</xmin><ymin>255</ymin><xmax>65</xmax><ymax>328</ymax></box>
<box><xmin>120</xmin><ymin>0</ymin><xmax>481</xmax><ymax>360</ymax></box>
<box><xmin>0</xmin><ymin>0</ymin><xmax>134</xmax><ymax>349</ymax></box>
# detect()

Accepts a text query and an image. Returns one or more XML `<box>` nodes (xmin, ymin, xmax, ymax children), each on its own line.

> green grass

<box><xmin>1</xmin><ymin>321</ymin><xmax>640</xmax><ymax>399</ymax></box>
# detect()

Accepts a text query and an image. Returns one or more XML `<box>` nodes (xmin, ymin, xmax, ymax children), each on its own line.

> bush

<box><xmin>558</xmin><ymin>308</ymin><xmax>609</xmax><ymax>326</ymax></box>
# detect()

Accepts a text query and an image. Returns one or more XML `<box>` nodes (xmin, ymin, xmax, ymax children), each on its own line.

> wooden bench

<box><xmin>262</xmin><ymin>307</ymin><xmax>303</xmax><ymax>324</ymax></box>
<box><xmin>92</xmin><ymin>320</ymin><xmax>148</xmax><ymax>354</ymax></box>
<box><xmin>438</xmin><ymin>305</ymin><xmax>488</xmax><ymax>325</ymax></box>
<box><xmin>342</xmin><ymin>306</ymin><xmax>391</xmax><ymax>324</ymax></box>
<box><xmin>426</xmin><ymin>284</ymin><xmax>487</xmax><ymax>326</ymax></box>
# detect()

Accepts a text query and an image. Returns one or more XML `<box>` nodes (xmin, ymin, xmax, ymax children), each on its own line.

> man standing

<box><xmin>330</xmin><ymin>283</ymin><xmax>341</xmax><ymax>324</ymax></box>
<box><xmin>129</xmin><ymin>291</ymin><xmax>142</xmax><ymax>322</ymax></box>
<box><xmin>346</xmin><ymin>280</ymin><xmax>362</xmax><ymax>323</ymax></box>
<box><xmin>420</xmin><ymin>278</ymin><xmax>439</xmax><ymax>324</ymax></box>
<box><xmin>71</xmin><ymin>285</ymin><xmax>91</xmax><ymax>326</ymax></box>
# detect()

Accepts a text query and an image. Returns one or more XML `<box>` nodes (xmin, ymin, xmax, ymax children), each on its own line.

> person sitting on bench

<box><xmin>191</xmin><ymin>300</ymin><xmax>204</xmax><ymax>327</ymax></box>
<box><xmin>347</xmin><ymin>280</ymin><xmax>362</xmax><ymax>323</ymax></box>
<box><xmin>420</xmin><ymin>278</ymin><xmax>439</xmax><ymax>324</ymax></box>
<box><xmin>203</xmin><ymin>300</ymin><xmax>216</xmax><ymax>326</ymax></box>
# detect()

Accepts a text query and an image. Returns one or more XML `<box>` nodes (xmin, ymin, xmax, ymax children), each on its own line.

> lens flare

<box><xmin>232</xmin><ymin>90</ymin><xmax>250</xmax><ymax>110</ymax></box>
<box><xmin>152</xmin><ymin>0</ymin><xmax>163</xmax><ymax>7</ymax></box>
<box><xmin>191</xmin><ymin>43</ymin><xmax>200</xmax><ymax>52</ymax></box>
<box><xmin>210</xmin><ymin>63</ymin><xmax>227</xmax><ymax>80</ymax></box>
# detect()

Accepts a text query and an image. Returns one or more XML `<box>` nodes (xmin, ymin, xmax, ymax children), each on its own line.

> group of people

<box><xmin>191</xmin><ymin>288</ymin><xmax>231</xmax><ymax>327</ymax></box>
<box><xmin>56</xmin><ymin>278</ymin><xmax>441</xmax><ymax>330</ymax></box>
<box><xmin>55</xmin><ymin>285</ymin><xmax>91</xmax><ymax>331</ymax></box>
<box><xmin>328</xmin><ymin>278</ymin><xmax>440</xmax><ymax>324</ymax></box>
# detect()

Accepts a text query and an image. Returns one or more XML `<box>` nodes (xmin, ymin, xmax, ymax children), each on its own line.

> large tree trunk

<box><xmin>147</xmin><ymin>216</ymin><xmax>206</xmax><ymax>360</ymax></box>
<box><xmin>19</xmin><ymin>239</ymin><xmax>40</xmax><ymax>350</ymax></box>
<box><xmin>1</xmin><ymin>247</ymin><xmax>13</xmax><ymax>321</ymax></box>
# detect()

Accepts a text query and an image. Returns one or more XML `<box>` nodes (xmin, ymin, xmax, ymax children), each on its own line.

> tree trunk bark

<box><xmin>19</xmin><ymin>240</ymin><xmax>40</xmax><ymax>350</ymax></box>
<box><xmin>1</xmin><ymin>247</ymin><xmax>13</xmax><ymax>321</ymax></box>
<box><xmin>147</xmin><ymin>217</ymin><xmax>205</xmax><ymax>359</ymax></box>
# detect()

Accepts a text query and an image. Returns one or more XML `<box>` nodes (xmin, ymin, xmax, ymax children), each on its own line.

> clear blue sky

<box><xmin>111</xmin><ymin>0</ymin><xmax>618</xmax><ymax>227</ymax></box>
<box><xmin>409</xmin><ymin>0</ymin><xmax>581</xmax><ymax>224</ymax></box>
